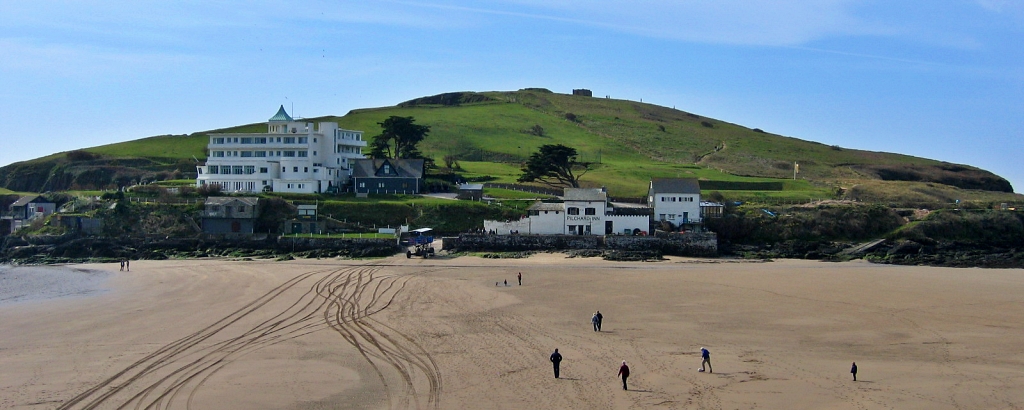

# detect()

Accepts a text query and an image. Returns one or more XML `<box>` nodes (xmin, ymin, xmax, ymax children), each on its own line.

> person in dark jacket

<box><xmin>851</xmin><ymin>362</ymin><xmax>858</xmax><ymax>381</ymax></box>
<box><xmin>618</xmin><ymin>361</ymin><xmax>630</xmax><ymax>390</ymax></box>
<box><xmin>595</xmin><ymin>311</ymin><xmax>603</xmax><ymax>331</ymax></box>
<box><xmin>550</xmin><ymin>349</ymin><xmax>563</xmax><ymax>378</ymax></box>
<box><xmin>700</xmin><ymin>347</ymin><xmax>712</xmax><ymax>373</ymax></box>
<box><xmin>517</xmin><ymin>272</ymin><xmax>522</xmax><ymax>286</ymax></box>
<box><xmin>592</xmin><ymin>313</ymin><xmax>600</xmax><ymax>331</ymax></box>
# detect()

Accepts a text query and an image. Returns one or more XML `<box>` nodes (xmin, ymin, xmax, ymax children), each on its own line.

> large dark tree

<box><xmin>518</xmin><ymin>144</ymin><xmax>591</xmax><ymax>189</ymax></box>
<box><xmin>368</xmin><ymin>116</ymin><xmax>431</xmax><ymax>159</ymax></box>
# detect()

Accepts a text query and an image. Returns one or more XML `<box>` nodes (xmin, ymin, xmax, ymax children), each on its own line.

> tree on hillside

<box><xmin>368</xmin><ymin>116</ymin><xmax>431</xmax><ymax>159</ymax></box>
<box><xmin>518</xmin><ymin>144</ymin><xmax>591</xmax><ymax>189</ymax></box>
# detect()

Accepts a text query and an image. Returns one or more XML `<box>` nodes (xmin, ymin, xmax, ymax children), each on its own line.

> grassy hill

<box><xmin>0</xmin><ymin>88</ymin><xmax>1017</xmax><ymax>205</ymax></box>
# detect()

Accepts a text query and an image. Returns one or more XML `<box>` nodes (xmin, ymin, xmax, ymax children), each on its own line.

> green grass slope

<box><xmin>0</xmin><ymin>89</ymin><xmax>1015</xmax><ymax>202</ymax></box>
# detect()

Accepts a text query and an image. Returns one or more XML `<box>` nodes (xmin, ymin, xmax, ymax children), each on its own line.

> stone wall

<box><xmin>445</xmin><ymin>234</ymin><xmax>600</xmax><ymax>252</ymax></box>
<box><xmin>445</xmin><ymin>232</ymin><xmax>717</xmax><ymax>256</ymax></box>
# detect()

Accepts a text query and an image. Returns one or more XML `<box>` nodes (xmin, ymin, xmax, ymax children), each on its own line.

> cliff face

<box><xmin>0</xmin><ymin>155</ymin><xmax>193</xmax><ymax>192</ymax></box>
<box><xmin>854</xmin><ymin>164</ymin><xmax>1013</xmax><ymax>192</ymax></box>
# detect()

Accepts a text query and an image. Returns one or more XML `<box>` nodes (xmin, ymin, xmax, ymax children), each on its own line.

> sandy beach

<box><xmin>1</xmin><ymin>254</ymin><xmax>1023</xmax><ymax>409</ymax></box>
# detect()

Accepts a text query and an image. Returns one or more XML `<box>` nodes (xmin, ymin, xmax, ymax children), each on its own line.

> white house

<box><xmin>484</xmin><ymin>188</ymin><xmax>651</xmax><ymax>235</ymax></box>
<box><xmin>196</xmin><ymin>106</ymin><xmax>366</xmax><ymax>194</ymax></box>
<box><xmin>648</xmin><ymin>178</ymin><xmax>702</xmax><ymax>226</ymax></box>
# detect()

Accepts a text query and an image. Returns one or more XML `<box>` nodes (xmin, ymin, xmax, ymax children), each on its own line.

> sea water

<box><xmin>0</xmin><ymin>264</ymin><xmax>110</xmax><ymax>305</ymax></box>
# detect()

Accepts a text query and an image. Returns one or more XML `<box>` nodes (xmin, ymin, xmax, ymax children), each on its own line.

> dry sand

<box><xmin>1</xmin><ymin>254</ymin><xmax>1023</xmax><ymax>409</ymax></box>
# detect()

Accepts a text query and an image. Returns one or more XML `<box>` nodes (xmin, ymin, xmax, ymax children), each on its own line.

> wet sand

<box><xmin>1</xmin><ymin>255</ymin><xmax>1023</xmax><ymax>409</ymax></box>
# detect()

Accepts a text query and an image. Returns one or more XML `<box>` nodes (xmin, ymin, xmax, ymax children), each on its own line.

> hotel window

<box><xmin>298</xmin><ymin>151</ymin><xmax>308</xmax><ymax>157</ymax></box>
<box><xmin>298</xmin><ymin>137</ymin><xmax>307</xmax><ymax>143</ymax></box>
<box><xmin>241</xmin><ymin>151</ymin><xmax>253</xmax><ymax>157</ymax></box>
<box><xmin>567</xmin><ymin>207</ymin><xmax>580</xmax><ymax>215</ymax></box>
<box><xmin>283</xmin><ymin>151</ymin><xmax>295</xmax><ymax>157</ymax></box>
<box><xmin>259</xmin><ymin>167</ymin><xmax>268</xmax><ymax>173</ymax></box>
<box><xmin>255</xmin><ymin>151</ymin><xmax>266</xmax><ymax>157</ymax></box>
<box><xmin>208</xmin><ymin>166</ymin><xmax>219</xmax><ymax>174</ymax></box>
<box><xmin>241</xmin><ymin>137</ymin><xmax>253</xmax><ymax>144</ymax></box>
<box><xmin>585</xmin><ymin>208</ymin><xmax>596</xmax><ymax>215</ymax></box>
<box><xmin>233</xmin><ymin>166</ymin><xmax>243</xmax><ymax>175</ymax></box>
<box><xmin>212</xmin><ymin>151</ymin><xmax>225</xmax><ymax>157</ymax></box>
<box><xmin>293</xmin><ymin>167</ymin><xmax>299</xmax><ymax>172</ymax></box>
<box><xmin>304</xmin><ymin>167</ymin><xmax>308</xmax><ymax>172</ymax></box>
<box><xmin>244</xmin><ymin>166</ymin><xmax>255</xmax><ymax>174</ymax></box>
<box><xmin>212</xmin><ymin>138</ymin><xmax>224</xmax><ymax>144</ymax></box>
<box><xmin>284</xmin><ymin>137</ymin><xmax>296</xmax><ymax>144</ymax></box>
<box><xmin>255</xmin><ymin>137</ymin><xmax>267</xmax><ymax>144</ymax></box>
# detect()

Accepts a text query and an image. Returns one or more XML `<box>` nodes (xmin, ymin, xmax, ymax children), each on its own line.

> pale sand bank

<box><xmin>1</xmin><ymin>255</ymin><xmax>1022</xmax><ymax>409</ymax></box>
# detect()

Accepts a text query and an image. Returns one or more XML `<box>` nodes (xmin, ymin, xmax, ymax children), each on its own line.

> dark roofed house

<box><xmin>648</xmin><ymin>178</ymin><xmax>702</xmax><ymax>227</ymax></box>
<box><xmin>457</xmin><ymin>183</ymin><xmax>484</xmax><ymax>201</ymax></box>
<box><xmin>202</xmin><ymin>196</ymin><xmax>259</xmax><ymax>236</ymax></box>
<box><xmin>351</xmin><ymin>158</ymin><xmax>425</xmax><ymax>196</ymax></box>
<box><xmin>8</xmin><ymin>195</ymin><xmax>55</xmax><ymax>221</ymax></box>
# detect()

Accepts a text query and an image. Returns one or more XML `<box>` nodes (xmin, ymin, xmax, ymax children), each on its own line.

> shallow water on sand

<box><xmin>0</xmin><ymin>265</ymin><xmax>110</xmax><ymax>305</ymax></box>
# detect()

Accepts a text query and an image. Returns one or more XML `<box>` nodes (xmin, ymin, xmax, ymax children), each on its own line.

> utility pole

<box><xmin>794</xmin><ymin>162</ymin><xmax>799</xmax><ymax>180</ymax></box>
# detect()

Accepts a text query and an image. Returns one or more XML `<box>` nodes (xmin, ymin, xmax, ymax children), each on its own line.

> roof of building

<box><xmin>459</xmin><ymin>183</ymin><xmax>484</xmax><ymax>191</ymax></box>
<box><xmin>528</xmin><ymin>202</ymin><xmax>564</xmax><ymax>211</ymax></box>
<box><xmin>563</xmin><ymin>188</ymin><xmax>607</xmax><ymax>202</ymax></box>
<box><xmin>351</xmin><ymin>158</ymin><xmax>425</xmax><ymax>179</ymax></box>
<box><xmin>269</xmin><ymin>105</ymin><xmax>293</xmax><ymax>122</ymax></box>
<box><xmin>650</xmin><ymin>178</ymin><xmax>701</xmax><ymax>194</ymax></box>
<box><xmin>10</xmin><ymin>195</ymin><xmax>45</xmax><ymax>207</ymax></box>
<box><xmin>205</xmin><ymin>196</ymin><xmax>259</xmax><ymax>207</ymax></box>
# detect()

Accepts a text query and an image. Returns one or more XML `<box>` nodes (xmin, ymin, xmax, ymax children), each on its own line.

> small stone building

<box><xmin>457</xmin><ymin>183</ymin><xmax>484</xmax><ymax>201</ymax></box>
<box><xmin>202</xmin><ymin>197</ymin><xmax>259</xmax><ymax>236</ymax></box>
<box><xmin>284</xmin><ymin>204</ymin><xmax>326</xmax><ymax>234</ymax></box>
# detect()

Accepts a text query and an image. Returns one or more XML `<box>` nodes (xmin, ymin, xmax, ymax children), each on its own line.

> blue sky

<box><xmin>2</xmin><ymin>1</ymin><xmax>1022</xmax><ymax>192</ymax></box>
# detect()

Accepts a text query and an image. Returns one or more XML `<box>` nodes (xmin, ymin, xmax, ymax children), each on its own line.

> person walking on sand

<box><xmin>504</xmin><ymin>279</ymin><xmax>508</xmax><ymax>286</ymax></box>
<box><xmin>125</xmin><ymin>259</ymin><xmax>130</xmax><ymax>271</ymax></box>
<box><xmin>618</xmin><ymin>361</ymin><xmax>630</xmax><ymax>390</ymax></box>
<box><xmin>851</xmin><ymin>362</ymin><xmax>858</xmax><ymax>381</ymax></box>
<box><xmin>550</xmin><ymin>349</ymin><xmax>563</xmax><ymax>378</ymax></box>
<box><xmin>700</xmin><ymin>347</ymin><xmax>712</xmax><ymax>373</ymax></box>
<box><xmin>120</xmin><ymin>260</ymin><xmax>124</xmax><ymax>271</ymax></box>
<box><xmin>517</xmin><ymin>272</ymin><xmax>522</xmax><ymax>286</ymax></box>
<box><xmin>592</xmin><ymin>313</ymin><xmax>600</xmax><ymax>331</ymax></box>
<box><xmin>596</xmin><ymin>310</ymin><xmax>603</xmax><ymax>331</ymax></box>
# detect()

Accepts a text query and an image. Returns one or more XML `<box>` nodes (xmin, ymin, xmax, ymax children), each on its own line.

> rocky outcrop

<box><xmin>0</xmin><ymin>235</ymin><xmax>402</xmax><ymax>265</ymax></box>
<box><xmin>443</xmin><ymin>232</ymin><xmax>717</xmax><ymax>257</ymax></box>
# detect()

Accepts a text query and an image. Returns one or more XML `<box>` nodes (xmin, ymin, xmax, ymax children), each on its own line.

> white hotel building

<box><xmin>196</xmin><ymin>106</ymin><xmax>366</xmax><ymax>194</ymax></box>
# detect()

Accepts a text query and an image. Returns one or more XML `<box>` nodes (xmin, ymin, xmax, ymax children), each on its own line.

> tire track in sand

<box><xmin>56</xmin><ymin>261</ymin><xmax>444</xmax><ymax>410</ymax></box>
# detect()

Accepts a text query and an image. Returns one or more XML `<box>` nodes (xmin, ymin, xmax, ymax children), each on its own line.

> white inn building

<box><xmin>196</xmin><ymin>106</ymin><xmax>366</xmax><ymax>194</ymax></box>
<box><xmin>484</xmin><ymin>188</ymin><xmax>652</xmax><ymax>235</ymax></box>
